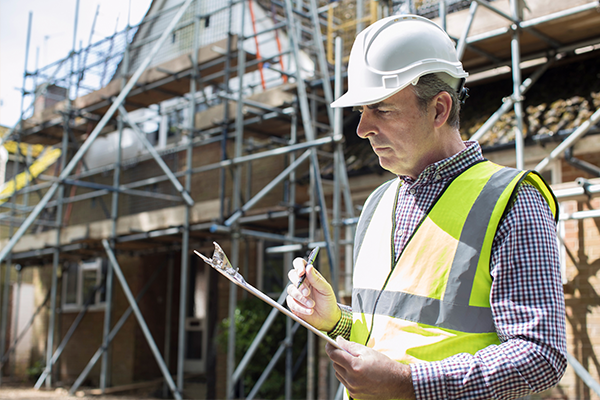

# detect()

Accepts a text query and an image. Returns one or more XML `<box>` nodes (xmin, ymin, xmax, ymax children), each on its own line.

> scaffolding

<box><xmin>0</xmin><ymin>0</ymin><xmax>361</xmax><ymax>397</ymax></box>
<box><xmin>1</xmin><ymin>0</ymin><xmax>600</xmax><ymax>398</ymax></box>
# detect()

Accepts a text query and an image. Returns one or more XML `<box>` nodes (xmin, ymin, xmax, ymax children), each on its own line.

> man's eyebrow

<box><xmin>352</xmin><ymin>101</ymin><xmax>392</xmax><ymax>112</ymax></box>
<box><xmin>366</xmin><ymin>102</ymin><xmax>384</xmax><ymax>109</ymax></box>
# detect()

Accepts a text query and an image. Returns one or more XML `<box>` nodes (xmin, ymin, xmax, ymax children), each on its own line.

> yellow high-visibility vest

<box><xmin>350</xmin><ymin>160</ymin><xmax>557</xmax><ymax>364</ymax></box>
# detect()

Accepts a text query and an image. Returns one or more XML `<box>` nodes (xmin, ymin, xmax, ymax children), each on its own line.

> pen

<box><xmin>297</xmin><ymin>246</ymin><xmax>319</xmax><ymax>288</ymax></box>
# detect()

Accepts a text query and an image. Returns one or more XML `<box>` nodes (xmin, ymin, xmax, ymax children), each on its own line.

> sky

<box><xmin>0</xmin><ymin>0</ymin><xmax>153</xmax><ymax>129</ymax></box>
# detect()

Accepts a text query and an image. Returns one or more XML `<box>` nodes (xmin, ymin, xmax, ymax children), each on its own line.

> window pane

<box><xmin>82</xmin><ymin>270</ymin><xmax>97</xmax><ymax>305</ymax></box>
<box><xmin>186</xmin><ymin>330</ymin><xmax>203</xmax><ymax>360</ymax></box>
<box><xmin>65</xmin><ymin>263</ymin><xmax>78</xmax><ymax>305</ymax></box>
<box><xmin>193</xmin><ymin>266</ymin><xmax>206</xmax><ymax>319</ymax></box>
<box><xmin>263</xmin><ymin>245</ymin><xmax>285</xmax><ymax>295</ymax></box>
<box><xmin>99</xmin><ymin>261</ymin><xmax>107</xmax><ymax>303</ymax></box>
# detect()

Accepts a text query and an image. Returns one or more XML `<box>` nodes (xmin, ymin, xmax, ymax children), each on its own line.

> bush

<box><xmin>26</xmin><ymin>360</ymin><xmax>45</xmax><ymax>382</ymax></box>
<box><xmin>218</xmin><ymin>297</ymin><xmax>308</xmax><ymax>399</ymax></box>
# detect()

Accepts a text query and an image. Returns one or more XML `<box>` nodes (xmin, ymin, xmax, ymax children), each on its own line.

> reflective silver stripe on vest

<box><xmin>445</xmin><ymin>167</ymin><xmax>522</xmax><ymax>306</ymax></box>
<box><xmin>353</xmin><ymin>288</ymin><xmax>496</xmax><ymax>333</ymax></box>
<box><xmin>353</xmin><ymin>167</ymin><xmax>522</xmax><ymax>334</ymax></box>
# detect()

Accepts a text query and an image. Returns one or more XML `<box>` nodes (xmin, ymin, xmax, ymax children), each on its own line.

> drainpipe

<box><xmin>564</xmin><ymin>147</ymin><xmax>600</xmax><ymax>177</ymax></box>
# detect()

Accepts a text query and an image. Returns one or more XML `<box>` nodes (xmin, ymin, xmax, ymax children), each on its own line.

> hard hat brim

<box><xmin>330</xmin><ymin>85</ymin><xmax>408</xmax><ymax>108</ymax></box>
<box><xmin>330</xmin><ymin>68</ymin><xmax>468</xmax><ymax>109</ymax></box>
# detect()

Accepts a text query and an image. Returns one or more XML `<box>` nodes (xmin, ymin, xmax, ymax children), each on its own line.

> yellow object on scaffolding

<box><xmin>327</xmin><ymin>0</ymin><xmax>380</xmax><ymax>65</ymax></box>
<box><xmin>3</xmin><ymin>141</ymin><xmax>45</xmax><ymax>158</ymax></box>
<box><xmin>0</xmin><ymin>144</ymin><xmax>62</xmax><ymax>204</ymax></box>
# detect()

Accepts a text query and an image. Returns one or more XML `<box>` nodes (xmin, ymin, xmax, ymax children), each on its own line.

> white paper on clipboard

<box><xmin>194</xmin><ymin>243</ymin><xmax>342</xmax><ymax>350</ymax></box>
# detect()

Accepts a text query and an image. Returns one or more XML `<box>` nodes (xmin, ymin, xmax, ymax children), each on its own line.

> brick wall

<box><xmin>562</xmin><ymin>154</ymin><xmax>600</xmax><ymax>183</ymax></box>
<box><xmin>56</xmin><ymin>256</ymin><xmax>139</xmax><ymax>387</ymax></box>
<box><xmin>59</xmin><ymin>310</ymin><xmax>107</xmax><ymax>385</ymax></box>
<box><xmin>53</xmin><ymin>254</ymin><xmax>175</xmax><ymax>387</ymax></box>
<box><xmin>133</xmin><ymin>253</ymin><xmax>171</xmax><ymax>382</ymax></box>
<box><xmin>63</xmin><ymin>139</ymin><xmax>304</xmax><ymax>227</ymax></box>
<box><xmin>187</xmin><ymin>141</ymin><xmax>301</xmax><ymax>212</ymax></box>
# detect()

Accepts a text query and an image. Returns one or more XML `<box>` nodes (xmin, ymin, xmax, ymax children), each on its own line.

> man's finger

<box><xmin>292</xmin><ymin>285</ymin><xmax>314</xmax><ymax>307</ymax></box>
<box><xmin>286</xmin><ymin>293</ymin><xmax>314</xmax><ymax>316</ymax></box>
<box><xmin>287</xmin><ymin>269</ymin><xmax>299</xmax><ymax>286</ymax></box>
<box><xmin>336</xmin><ymin>336</ymin><xmax>361</xmax><ymax>357</ymax></box>
<box><xmin>292</xmin><ymin>257</ymin><xmax>307</xmax><ymax>273</ymax></box>
<box><xmin>332</xmin><ymin>365</ymin><xmax>350</xmax><ymax>390</ymax></box>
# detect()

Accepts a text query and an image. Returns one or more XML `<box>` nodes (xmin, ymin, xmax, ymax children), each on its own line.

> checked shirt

<box><xmin>328</xmin><ymin>141</ymin><xmax>567</xmax><ymax>399</ymax></box>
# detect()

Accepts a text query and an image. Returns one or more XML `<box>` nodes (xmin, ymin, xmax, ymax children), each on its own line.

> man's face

<box><xmin>355</xmin><ymin>86</ymin><xmax>437</xmax><ymax>178</ymax></box>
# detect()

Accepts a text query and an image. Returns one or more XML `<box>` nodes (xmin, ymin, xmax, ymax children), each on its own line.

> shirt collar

<box><xmin>398</xmin><ymin>141</ymin><xmax>484</xmax><ymax>186</ymax></box>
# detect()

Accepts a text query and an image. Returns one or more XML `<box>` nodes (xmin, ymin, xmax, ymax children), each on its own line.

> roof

<box><xmin>438</xmin><ymin>0</ymin><xmax>600</xmax><ymax>74</ymax></box>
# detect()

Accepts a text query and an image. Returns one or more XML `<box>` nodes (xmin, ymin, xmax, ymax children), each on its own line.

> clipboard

<box><xmin>195</xmin><ymin>242</ymin><xmax>342</xmax><ymax>350</ymax></box>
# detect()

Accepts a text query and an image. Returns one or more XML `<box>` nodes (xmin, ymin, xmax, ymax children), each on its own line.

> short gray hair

<box><xmin>412</xmin><ymin>73</ymin><xmax>462</xmax><ymax>129</ymax></box>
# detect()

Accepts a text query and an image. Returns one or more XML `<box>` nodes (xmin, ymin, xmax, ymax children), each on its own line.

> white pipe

<box><xmin>0</xmin><ymin>146</ymin><xmax>8</xmax><ymax>188</ymax></box>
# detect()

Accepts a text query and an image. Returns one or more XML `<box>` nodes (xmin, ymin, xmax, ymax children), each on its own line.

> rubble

<box><xmin>462</xmin><ymin>92</ymin><xmax>600</xmax><ymax>147</ymax></box>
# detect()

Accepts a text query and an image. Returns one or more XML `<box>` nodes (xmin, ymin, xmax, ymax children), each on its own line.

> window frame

<box><xmin>61</xmin><ymin>258</ymin><xmax>106</xmax><ymax>312</ymax></box>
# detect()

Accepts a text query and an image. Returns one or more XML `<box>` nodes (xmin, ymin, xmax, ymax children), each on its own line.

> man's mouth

<box><xmin>372</xmin><ymin>145</ymin><xmax>390</xmax><ymax>153</ymax></box>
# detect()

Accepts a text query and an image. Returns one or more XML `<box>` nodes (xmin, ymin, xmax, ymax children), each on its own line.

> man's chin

<box><xmin>377</xmin><ymin>159</ymin><xmax>399</xmax><ymax>175</ymax></box>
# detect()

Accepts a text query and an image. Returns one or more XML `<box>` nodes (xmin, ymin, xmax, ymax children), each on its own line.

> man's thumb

<box><xmin>306</xmin><ymin>264</ymin><xmax>327</xmax><ymax>288</ymax></box>
<box><xmin>336</xmin><ymin>336</ymin><xmax>361</xmax><ymax>357</ymax></box>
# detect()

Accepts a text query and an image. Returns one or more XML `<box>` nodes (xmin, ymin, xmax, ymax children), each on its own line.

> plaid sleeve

<box><xmin>327</xmin><ymin>304</ymin><xmax>352</xmax><ymax>340</ymax></box>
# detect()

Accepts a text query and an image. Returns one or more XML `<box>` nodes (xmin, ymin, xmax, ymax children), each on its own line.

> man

<box><xmin>286</xmin><ymin>14</ymin><xmax>567</xmax><ymax>400</ymax></box>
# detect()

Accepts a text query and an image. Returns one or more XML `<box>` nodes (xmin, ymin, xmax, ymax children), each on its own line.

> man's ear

<box><xmin>433</xmin><ymin>91</ymin><xmax>452</xmax><ymax>128</ymax></box>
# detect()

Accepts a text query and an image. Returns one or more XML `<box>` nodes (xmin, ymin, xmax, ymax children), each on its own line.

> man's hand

<box><xmin>326</xmin><ymin>337</ymin><xmax>416</xmax><ymax>400</ymax></box>
<box><xmin>286</xmin><ymin>257</ymin><xmax>341</xmax><ymax>332</ymax></box>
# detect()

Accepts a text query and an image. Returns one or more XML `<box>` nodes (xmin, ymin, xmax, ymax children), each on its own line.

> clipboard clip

<box><xmin>195</xmin><ymin>242</ymin><xmax>346</xmax><ymax>351</ymax></box>
<box><xmin>196</xmin><ymin>242</ymin><xmax>247</xmax><ymax>285</ymax></box>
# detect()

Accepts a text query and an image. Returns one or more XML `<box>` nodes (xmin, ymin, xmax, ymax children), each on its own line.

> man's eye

<box><xmin>352</xmin><ymin>106</ymin><xmax>363</xmax><ymax>114</ymax></box>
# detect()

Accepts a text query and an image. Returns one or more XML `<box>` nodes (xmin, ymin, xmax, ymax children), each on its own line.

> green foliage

<box><xmin>26</xmin><ymin>360</ymin><xmax>45</xmax><ymax>382</ymax></box>
<box><xmin>218</xmin><ymin>297</ymin><xmax>308</xmax><ymax>399</ymax></box>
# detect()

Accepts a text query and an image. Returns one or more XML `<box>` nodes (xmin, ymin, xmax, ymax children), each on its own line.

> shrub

<box><xmin>217</xmin><ymin>297</ymin><xmax>308</xmax><ymax>399</ymax></box>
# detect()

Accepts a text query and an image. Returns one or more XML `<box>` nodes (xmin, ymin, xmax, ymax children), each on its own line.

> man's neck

<box><xmin>405</xmin><ymin>129</ymin><xmax>466</xmax><ymax>179</ymax></box>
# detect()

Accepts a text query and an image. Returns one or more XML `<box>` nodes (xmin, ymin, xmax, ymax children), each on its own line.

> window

<box><xmin>259</xmin><ymin>240</ymin><xmax>306</xmax><ymax>297</ymax></box>
<box><xmin>166</xmin><ymin>109</ymin><xmax>185</xmax><ymax>144</ymax></box>
<box><xmin>184</xmin><ymin>255</ymin><xmax>207</xmax><ymax>373</ymax></box>
<box><xmin>262</xmin><ymin>249</ymin><xmax>285</xmax><ymax>296</ymax></box>
<box><xmin>62</xmin><ymin>258</ymin><xmax>106</xmax><ymax>311</ymax></box>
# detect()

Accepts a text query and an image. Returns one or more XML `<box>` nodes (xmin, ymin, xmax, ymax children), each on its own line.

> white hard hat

<box><xmin>330</xmin><ymin>14</ymin><xmax>468</xmax><ymax>108</ymax></box>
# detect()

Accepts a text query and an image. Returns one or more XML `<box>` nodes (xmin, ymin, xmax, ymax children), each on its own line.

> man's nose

<box><xmin>356</xmin><ymin>113</ymin><xmax>375</xmax><ymax>139</ymax></box>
